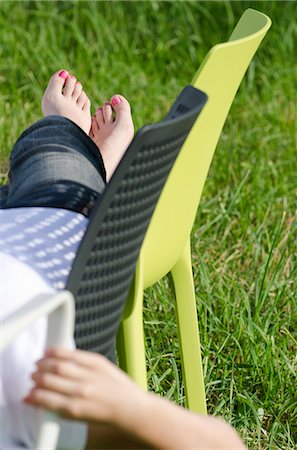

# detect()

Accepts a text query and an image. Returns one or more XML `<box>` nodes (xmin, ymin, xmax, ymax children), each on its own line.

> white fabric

<box><xmin>0</xmin><ymin>207</ymin><xmax>88</xmax><ymax>289</ymax></box>
<box><xmin>0</xmin><ymin>253</ymin><xmax>87</xmax><ymax>449</ymax></box>
<box><xmin>0</xmin><ymin>206</ymin><xmax>89</xmax><ymax>449</ymax></box>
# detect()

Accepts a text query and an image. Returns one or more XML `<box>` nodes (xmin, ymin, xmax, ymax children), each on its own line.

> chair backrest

<box><xmin>66</xmin><ymin>89</ymin><xmax>207</xmax><ymax>359</ymax></box>
<box><xmin>140</xmin><ymin>8</ymin><xmax>271</xmax><ymax>287</ymax></box>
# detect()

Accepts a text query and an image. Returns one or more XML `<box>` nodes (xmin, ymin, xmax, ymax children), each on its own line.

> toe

<box><xmin>72</xmin><ymin>81</ymin><xmax>83</xmax><ymax>101</ymax></box>
<box><xmin>63</xmin><ymin>75</ymin><xmax>77</xmax><ymax>97</ymax></box>
<box><xmin>110</xmin><ymin>94</ymin><xmax>131</xmax><ymax>123</ymax></box>
<box><xmin>103</xmin><ymin>102</ymin><xmax>113</xmax><ymax>124</ymax></box>
<box><xmin>95</xmin><ymin>107</ymin><xmax>104</xmax><ymax>127</ymax></box>
<box><xmin>110</xmin><ymin>95</ymin><xmax>134</xmax><ymax>138</ymax></box>
<box><xmin>77</xmin><ymin>91</ymin><xmax>87</xmax><ymax>108</ymax></box>
<box><xmin>57</xmin><ymin>70</ymin><xmax>69</xmax><ymax>81</ymax></box>
<box><xmin>44</xmin><ymin>70</ymin><xmax>69</xmax><ymax>94</ymax></box>
<box><xmin>91</xmin><ymin>116</ymin><xmax>99</xmax><ymax>134</ymax></box>
<box><xmin>82</xmin><ymin>97</ymin><xmax>91</xmax><ymax>112</ymax></box>
<box><xmin>41</xmin><ymin>70</ymin><xmax>69</xmax><ymax>115</ymax></box>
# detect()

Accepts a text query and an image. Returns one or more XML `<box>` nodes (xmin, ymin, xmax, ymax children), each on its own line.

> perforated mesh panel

<box><xmin>66</xmin><ymin>99</ymin><xmax>205</xmax><ymax>360</ymax></box>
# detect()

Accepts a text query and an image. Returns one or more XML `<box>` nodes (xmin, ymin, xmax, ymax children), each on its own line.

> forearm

<box><xmin>114</xmin><ymin>392</ymin><xmax>247</xmax><ymax>450</ymax></box>
<box><xmin>25</xmin><ymin>348</ymin><xmax>246</xmax><ymax>449</ymax></box>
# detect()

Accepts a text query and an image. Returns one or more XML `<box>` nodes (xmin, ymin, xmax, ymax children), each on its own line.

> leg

<box><xmin>1</xmin><ymin>68</ymin><xmax>135</xmax><ymax>377</ymax></box>
<box><xmin>0</xmin><ymin>185</ymin><xmax>8</xmax><ymax>207</ymax></box>
<box><xmin>91</xmin><ymin>95</ymin><xmax>134</xmax><ymax>181</ymax></box>
<box><xmin>0</xmin><ymin>70</ymin><xmax>135</xmax><ymax>448</ymax></box>
<box><xmin>2</xmin><ymin>70</ymin><xmax>134</xmax><ymax>215</ymax></box>
<box><xmin>4</xmin><ymin>69</ymin><xmax>106</xmax><ymax>214</ymax></box>
<box><xmin>4</xmin><ymin>114</ymin><xmax>106</xmax><ymax>215</ymax></box>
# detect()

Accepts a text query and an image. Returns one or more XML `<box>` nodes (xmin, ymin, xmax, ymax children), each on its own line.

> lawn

<box><xmin>0</xmin><ymin>1</ymin><xmax>296</xmax><ymax>449</ymax></box>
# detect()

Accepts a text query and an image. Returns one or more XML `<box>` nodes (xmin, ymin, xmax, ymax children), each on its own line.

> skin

<box><xmin>90</xmin><ymin>97</ymin><xmax>134</xmax><ymax>180</ymax></box>
<box><xmin>24</xmin><ymin>348</ymin><xmax>247</xmax><ymax>450</ymax></box>
<box><xmin>42</xmin><ymin>70</ymin><xmax>134</xmax><ymax>181</ymax></box>
<box><xmin>41</xmin><ymin>70</ymin><xmax>92</xmax><ymax>135</ymax></box>
<box><xmin>32</xmin><ymin>73</ymin><xmax>246</xmax><ymax>448</ymax></box>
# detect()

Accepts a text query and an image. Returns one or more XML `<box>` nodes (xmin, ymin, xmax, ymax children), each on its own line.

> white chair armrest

<box><xmin>1</xmin><ymin>290</ymin><xmax>75</xmax><ymax>450</ymax></box>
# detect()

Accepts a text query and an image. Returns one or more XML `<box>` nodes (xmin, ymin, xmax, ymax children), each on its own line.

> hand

<box><xmin>24</xmin><ymin>347</ymin><xmax>247</xmax><ymax>450</ymax></box>
<box><xmin>24</xmin><ymin>347</ymin><xmax>147</xmax><ymax>428</ymax></box>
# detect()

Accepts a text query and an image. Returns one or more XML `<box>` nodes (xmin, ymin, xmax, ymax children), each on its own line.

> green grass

<box><xmin>0</xmin><ymin>1</ymin><xmax>296</xmax><ymax>449</ymax></box>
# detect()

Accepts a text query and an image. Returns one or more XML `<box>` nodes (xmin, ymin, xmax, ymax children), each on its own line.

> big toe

<box><xmin>110</xmin><ymin>94</ymin><xmax>131</xmax><ymax>122</ymax></box>
<box><xmin>46</xmin><ymin>70</ymin><xmax>69</xmax><ymax>92</ymax></box>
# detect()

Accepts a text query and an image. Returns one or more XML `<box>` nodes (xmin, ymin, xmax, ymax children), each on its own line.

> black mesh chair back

<box><xmin>66</xmin><ymin>86</ymin><xmax>207</xmax><ymax>360</ymax></box>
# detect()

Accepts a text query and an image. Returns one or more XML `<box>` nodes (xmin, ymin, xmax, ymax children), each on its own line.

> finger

<box><xmin>31</xmin><ymin>369</ymin><xmax>81</xmax><ymax>396</ymax></box>
<box><xmin>44</xmin><ymin>347</ymin><xmax>111</xmax><ymax>371</ymax></box>
<box><xmin>45</xmin><ymin>347</ymin><xmax>76</xmax><ymax>359</ymax></box>
<box><xmin>36</xmin><ymin>357</ymin><xmax>95</xmax><ymax>384</ymax></box>
<box><xmin>24</xmin><ymin>388</ymin><xmax>84</xmax><ymax>419</ymax></box>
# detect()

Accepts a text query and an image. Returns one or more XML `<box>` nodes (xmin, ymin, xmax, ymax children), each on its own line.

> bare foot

<box><xmin>90</xmin><ymin>95</ymin><xmax>134</xmax><ymax>181</ymax></box>
<box><xmin>42</xmin><ymin>70</ymin><xmax>91</xmax><ymax>135</ymax></box>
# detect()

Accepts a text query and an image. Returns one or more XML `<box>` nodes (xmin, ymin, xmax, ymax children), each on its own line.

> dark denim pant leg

<box><xmin>1</xmin><ymin>116</ymin><xmax>106</xmax><ymax>216</ymax></box>
<box><xmin>0</xmin><ymin>185</ymin><xmax>9</xmax><ymax>208</ymax></box>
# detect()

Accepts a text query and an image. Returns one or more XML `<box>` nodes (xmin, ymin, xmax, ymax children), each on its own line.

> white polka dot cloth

<box><xmin>0</xmin><ymin>207</ymin><xmax>89</xmax><ymax>449</ymax></box>
<box><xmin>0</xmin><ymin>207</ymin><xmax>88</xmax><ymax>289</ymax></box>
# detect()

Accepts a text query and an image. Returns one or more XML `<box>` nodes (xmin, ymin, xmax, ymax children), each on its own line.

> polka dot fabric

<box><xmin>0</xmin><ymin>207</ymin><xmax>88</xmax><ymax>289</ymax></box>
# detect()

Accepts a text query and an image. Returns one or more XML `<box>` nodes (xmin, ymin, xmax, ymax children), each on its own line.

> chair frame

<box><xmin>117</xmin><ymin>8</ymin><xmax>272</xmax><ymax>415</ymax></box>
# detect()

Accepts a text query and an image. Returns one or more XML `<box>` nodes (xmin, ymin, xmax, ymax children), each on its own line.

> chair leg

<box><xmin>171</xmin><ymin>239</ymin><xmax>207</xmax><ymax>414</ymax></box>
<box><xmin>117</xmin><ymin>285</ymin><xmax>148</xmax><ymax>390</ymax></box>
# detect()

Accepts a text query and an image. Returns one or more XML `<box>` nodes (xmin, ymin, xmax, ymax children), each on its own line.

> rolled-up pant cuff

<box><xmin>1</xmin><ymin>115</ymin><xmax>106</xmax><ymax>216</ymax></box>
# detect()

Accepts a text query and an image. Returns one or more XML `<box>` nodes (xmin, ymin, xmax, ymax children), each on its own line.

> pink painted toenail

<box><xmin>70</xmin><ymin>75</ymin><xmax>76</xmax><ymax>79</ymax></box>
<box><xmin>59</xmin><ymin>70</ymin><xmax>68</xmax><ymax>79</ymax></box>
<box><xmin>104</xmin><ymin>102</ymin><xmax>111</xmax><ymax>106</ymax></box>
<box><xmin>111</xmin><ymin>96</ymin><xmax>121</xmax><ymax>106</ymax></box>
<box><xmin>96</xmin><ymin>107</ymin><xmax>103</xmax><ymax>112</ymax></box>
<box><xmin>76</xmin><ymin>81</ymin><xmax>81</xmax><ymax>85</ymax></box>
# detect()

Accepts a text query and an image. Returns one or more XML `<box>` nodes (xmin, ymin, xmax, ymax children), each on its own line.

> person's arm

<box><xmin>118</xmin><ymin>393</ymin><xmax>246</xmax><ymax>450</ymax></box>
<box><xmin>24</xmin><ymin>347</ymin><xmax>246</xmax><ymax>450</ymax></box>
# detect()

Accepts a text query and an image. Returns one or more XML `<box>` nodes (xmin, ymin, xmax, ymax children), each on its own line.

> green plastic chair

<box><xmin>117</xmin><ymin>8</ymin><xmax>272</xmax><ymax>415</ymax></box>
